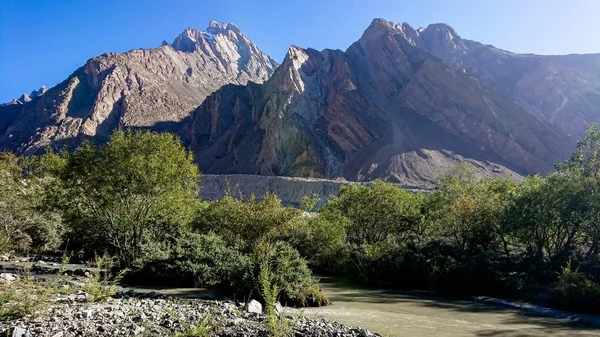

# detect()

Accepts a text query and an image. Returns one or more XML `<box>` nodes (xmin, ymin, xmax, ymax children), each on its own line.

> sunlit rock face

<box><xmin>0</xmin><ymin>21</ymin><xmax>278</xmax><ymax>154</ymax></box>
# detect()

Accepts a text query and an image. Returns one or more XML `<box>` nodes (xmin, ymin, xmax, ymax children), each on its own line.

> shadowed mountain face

<box><xmin>187</xmin><ymin>19</ymin><xmax>575</xmax><ymax>187</ymax></box>
<box><xmin>0</xmin><ymin>21</ymin><xmax>278</xmax><ymax>154</ymax></box>
<box><xmin>401</xmin><ymin>22</ymin><xmax>600</xmax><ymax>139</ymax></box>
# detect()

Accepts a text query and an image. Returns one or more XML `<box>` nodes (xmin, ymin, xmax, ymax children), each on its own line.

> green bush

<box><xmin>0</xmin><ymin>152</ymin><xmax>64</xmax><ymax>253</ymax></box>
<box><xmin>552</xmin><ymin>262</ymin><xmax>600</xmax><ymax>313</ymax></box>
<box><xmin>41</xmin><ymin>130</ymin><xmax>200</xmax><ymax>266</ymax></box>
<box><xmin>194</xmin><ymin>193</ymin><xmax>301</xmax><ymax>251</ymax></box>
<box><xmin>130</xmin><ymin>232</ymin><xmax>251</xmax><ymax>290</ymax></box>
<box><xmin>251</xmin><ymin>241</ymin><xmax>328</xmax><ymax>307</ymax></box>
<box><xmin>290</xmin><ymin>212</ymin><xmax>350</xmax><ymax>273</ymax></box>
<box><xmin>322</xmin><ymin>180</ymin><xmax>423</xmax><ymax>245</ymax></box>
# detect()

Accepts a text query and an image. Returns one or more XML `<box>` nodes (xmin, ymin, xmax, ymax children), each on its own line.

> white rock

<box><xmin>82</xmin><ymin>309</ymin><xmax>93</xmax><ymax>318</ymax></box>
<box><xmin>11</xmin><ymin>326</ymin><xmax>28</xmax><ymax>337</ymax></box>
<box><xmin>246</xmin><ymin>299</ymin><xmax>262</xmax><ymax>314</ymax></box>
<box><xmin>275</xmin><ymin>302</ymin><xmax>284</xmax><ymax>316</ymax></box>
<box><xmin>0</xmin><ymin>273</ymin><xmax>17</xmax><ymax>284</ymax></box>
<box><xmin>132</xmin><ymin>325</ymin><xmax>144</xmax><ymax>335</ymax></box>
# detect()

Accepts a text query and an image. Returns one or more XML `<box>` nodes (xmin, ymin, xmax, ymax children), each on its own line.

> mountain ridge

<box><xmin>386</xmin><ymin>19</ymin><xmax>600</xmax><ymax>138</ymax></box>
<box><xmin>185</xmin><ymin>18</ymin><xmax>575</xmax><ymax>187</ymax></box>
<box><xmin>3</xmin><ymin>18</ymin><xmax>599</xmax><ymax>188</ymax></box>
<box><xmin>0</xmin><ymin>21</ymin><xmax>278</xmax><ymax>154</ymax></box>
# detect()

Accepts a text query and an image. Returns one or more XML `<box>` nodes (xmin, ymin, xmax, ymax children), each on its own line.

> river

<box><xmin>291</xmin><ymin>279</ymin><xmax>600</xmax><ymax>337</ymax></box>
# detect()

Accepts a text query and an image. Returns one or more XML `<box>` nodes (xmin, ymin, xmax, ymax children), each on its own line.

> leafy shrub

<box><xmin>0</xmin><ymin>266</ymin><xmax>53</xmax><ymax>321</ymax></box>
<box><xmin>130</xmin><ymin>232</ymin><xmax>251</xmax><ymax>290</ymax></box>
<box><xmin>168</xmin><ymin>310</ymin><xmax>220</xmax><ymax>337</ymax></box>
<box><xmin>194</xmin><ymin>194</ymin><xmax>301</xmax><ymax>251</ymax></box>
<box><xmin>41</xmin><ymin>130</ymin><xmax>200</xmax><ymax>266</ymax></box>
<box><xmin>289</xmin><ymin>212</ymin><xmax>350</xmax><ymax>273</ymax></box>
<box><xmin>322</xmin><ymin>180</ymin><xmax>423</xmax><ymax>244</ymax></box>
<box><xmin>552</xmin><ymin>262</ymin><xmax>600</xmax><ymax>313</ymax></box>
<box><xmin>0</xmin><ymin>152</ymin><xmax>64</xmax><ymax>253</ymax></box>
<box><xmin>83</xmin><ymin>253</ymin><xmax>128</xmax><ymax>302</ymax></box>
<box><xmin>250</xmin><ymin>241</ymin><xmax>328</xmax><ymax>307</ymax></box>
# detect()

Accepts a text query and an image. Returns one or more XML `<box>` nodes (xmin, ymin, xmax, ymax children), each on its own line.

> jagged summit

<box><xmin>361</xmin><ymin>18</ymin><xmax>395</xmax><ymax>37</ymax></box>
<box><xmin>10</xmin><ymin>85</ymin><xmax>47</xmax><ymax>104</ymax></box>
<box><xmin>171</xmin><ymin>26</ymin><xmax>214</xmax><ymax>52</ymax></box>
<box><xmin>171</xmin><ymin>21</ymin><xmax>245</xmax><ymax>52</ymax></box>
<box><xmin>18</xmin><ymin>93</ymin><xmax>31</xmax><ymax>103</ymax></box>
<box><xmin>30</xmin><ymin>85</ymin><xmax>47</xmax><ymax>98</ymax></box>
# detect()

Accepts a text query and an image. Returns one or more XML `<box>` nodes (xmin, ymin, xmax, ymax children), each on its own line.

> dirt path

<box><xmin>294</xmin><ymin>281</ymin><xmax>600</xmax><ymax>337</ymax></box>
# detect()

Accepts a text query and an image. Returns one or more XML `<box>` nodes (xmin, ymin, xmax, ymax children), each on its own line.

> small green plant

<box><xmin>260</xmin><ymin>257</ymin><xmax>280</xmax><ymax>336</ymax></box>
<box><xmin>258</xmin><ymin>241</ymin><xmax>296</xmax><ymax>337</ymax></box>
<box><xmin>553</xmin><ymin>261</ymin><xmax>600</xmax><ymax>312</ymax></box>
<box><xmin>166</xmin><ymin>308</ymin><xmax>220</xmax><ymax>337</ymax></box>
<box><xmin>0</xmin><ymin>264</ymin><xmax>53</xmax><ymax>321</ymax></box>
<box><xmin>82</xmin><ymin>253</ymin><xmax>128</xmax><ymax>302</ymax></box>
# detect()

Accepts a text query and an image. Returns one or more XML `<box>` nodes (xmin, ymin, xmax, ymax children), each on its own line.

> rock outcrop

<box><xmin>187</xmin><ymin>19</ymin><xmax>573</xmax><ymax>186</ymax></box>
<box><xmin>0</xmin><ymin>21</ymin><xmax>278</xmax><ymax>154</ymax></box>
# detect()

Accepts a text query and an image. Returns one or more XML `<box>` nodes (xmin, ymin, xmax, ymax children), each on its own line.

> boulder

<box><xmin>246</xmin><ymin>299</ymin><xmax>262</xmax><ymax>314</ymax></box>
<box><xmin>0</xmin><ymin>273</ymin><xmax>17</xmax><ymax>284</ymax></box>
<box><xmin>11</xmin><ymin>326</ymin><xmax>29</xmax><ymax>337</ymax></box>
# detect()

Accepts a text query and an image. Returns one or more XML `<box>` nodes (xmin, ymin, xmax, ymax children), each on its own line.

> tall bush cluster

<box><xmin>4</xmin><ymin>126</ymin><xmax>600</xmax><ymax>313</ymax></box>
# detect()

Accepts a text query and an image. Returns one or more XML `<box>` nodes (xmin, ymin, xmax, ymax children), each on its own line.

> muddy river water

<box><xmin>291</xmin><ymin>280</ymin><xmax>600</xmax><ymax>337</ymax></box>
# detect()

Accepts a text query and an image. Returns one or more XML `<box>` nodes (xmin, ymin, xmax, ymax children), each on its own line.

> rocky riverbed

<box><xmin>0</xmin><ymin>290</ymin><xmax>380</xmax><ymax>337</ymax></box>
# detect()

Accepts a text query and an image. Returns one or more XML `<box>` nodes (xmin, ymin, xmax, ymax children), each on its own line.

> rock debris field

<box><xmin>0</xmin><ymin>290</ymin><xmax>381</xmax><ymax>337</ymax></box>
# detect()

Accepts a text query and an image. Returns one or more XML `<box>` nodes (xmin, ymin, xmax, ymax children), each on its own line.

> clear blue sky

<box><xmin>1</xmin><ymin>0</ymin><xmax>599</xmax><ymax>103</ymax></box>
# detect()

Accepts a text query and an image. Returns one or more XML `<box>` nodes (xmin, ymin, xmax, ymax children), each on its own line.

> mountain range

<box><xmin>2</xmin><ymin>19</ymin><xmax>599</xmax><ymax>187</ymax></box>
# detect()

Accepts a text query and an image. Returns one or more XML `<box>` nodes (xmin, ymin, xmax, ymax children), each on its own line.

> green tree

<box><xmin>44</xmin><ymin>130</ymin><xmax>200</xmax><ymax>265</ymax></box>
<box><xmin>425</xmin><ymin>167</ymin><xmax>516</xmax><ymax>253</ymax></box>
<box><xmin>559</xmin><ymin>124</ymin><xmax>600</xmax><ymax>178</ymax></box>
<box><xmin>0</xmin><ymin>152</ymin><xmax>63</xmax><ymax>252</ymax></box>
<box><xmin>323</xmin><ymin>180</ymin><xmax>423</xmax><ymax>244</ymax></box>
<box><xmin>504</xmin><ymin>173</ymin><xmax>587</xmax><ymax>271</ymax></box>
<box><xmin>194</xmin><ymin>193</ymin><xmax>301</xmax><ymax>251</ymax></box>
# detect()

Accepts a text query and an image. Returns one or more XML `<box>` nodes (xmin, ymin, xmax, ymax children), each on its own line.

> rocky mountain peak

<box><xmin>395</xmin><ymin>22</ymin><xmax>420</xmax><ymax>46</ymax></box>
<box><xmin>18</xmin><ymin>93</ymin><xmax>31</xmax><ymax>103</ymax></box>
<box><xmin>361</xmin><ymin>18</ymin><xmax>396</xmax><ymax>40</ymax></box>
<box><xmin>30</xmin><ymin>85</ymin><xmax>47</xmax><ymax>99</ymax></box>
<box><xmin>283</xmin><ymin>45</ymin><xmax>311</xmax><ymax>69</ymax></box>
<box><xmin>389</xmin><ymin>21</ymin><xmax>470</xmax><ymax>63</ymax></box>
<box><xmin>206</xmin><ymin>20</ymin><xmax>241</xmax><ymax>35</ymax></box>
<box><xmin>423</xmin><ymin>23</ymin><xmax>460</xmax><ymax>39</ymax></box>
<box><xmin>171</xmin><ymin>27</ymin><xmax>209</xmax><ymax>52</ymax></box>
<box><xmin>171</xmin><ymin>21</ymin><xmax>247</xmax><ymax>53</ymax></box>
<box><xmin>0</xmin><ymin>21</ymin><xmax>278</xmax><ymax>154</ymax></box>
<box><xmin>8</xmin><ymin>85</ymin><xmax>47</xmax><ymax>104</ymax></box>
